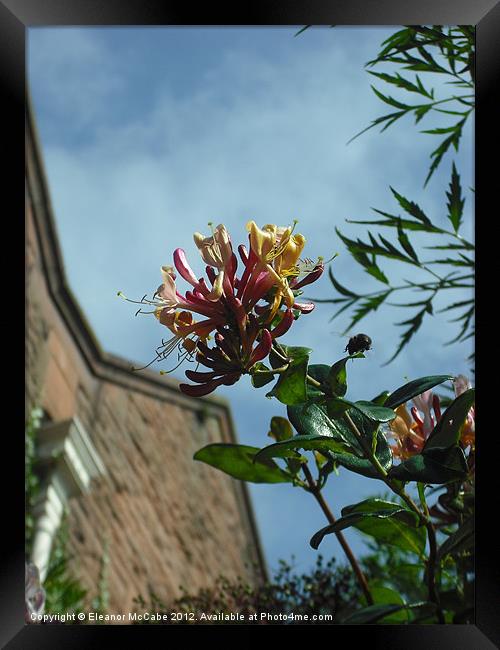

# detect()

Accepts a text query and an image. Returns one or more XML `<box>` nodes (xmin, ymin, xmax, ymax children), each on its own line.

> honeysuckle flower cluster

<box><xmin>121</xmin><ymin>221</ymin><xmax>323</xmax><ymax>396</ymax></box>
<box><xmin>388</xmin><ymin>375</ymin><xmax>475</xmax><ymax>460</ymax></box>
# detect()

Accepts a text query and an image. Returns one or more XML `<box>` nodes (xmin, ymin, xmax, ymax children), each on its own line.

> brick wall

<box><xmin>26</xmin><ymin>108</ymin><xmax>266</xmax><ymax>617</ymax></box>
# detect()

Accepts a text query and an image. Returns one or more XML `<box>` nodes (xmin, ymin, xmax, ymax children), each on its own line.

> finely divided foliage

<box><xmin>313</xmin><ymin>26</ymin><xmax>474</xmax><ymax>364</ymax></box>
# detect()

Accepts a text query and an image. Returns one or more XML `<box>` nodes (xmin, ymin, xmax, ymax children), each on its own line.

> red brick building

<box><xmin>25</xmin><ymin>100</ymin><xmax>266</xmax><ymax>616</ymax></box>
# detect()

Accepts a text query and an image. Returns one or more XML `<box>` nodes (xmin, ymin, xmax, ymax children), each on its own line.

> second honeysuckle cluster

<box><xmin>121</xmin><ymin>221</ymin><xmax>324</xmax><ymax>396</ymax></box>
<box><xmin>388</xmin><ymin>374</ymin><xmax>475</xmax><ymax>461</ymax></box>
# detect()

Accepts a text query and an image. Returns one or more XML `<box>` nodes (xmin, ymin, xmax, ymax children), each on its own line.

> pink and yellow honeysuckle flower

<box><xmin>412</xmin><ymin>389</ymin><xmax>436</xmax><ymax>436</ymax></box>
<box><xmin>243</xmin><ymin>220</ymin><xmax>319</xmax><ymax>311</ymax></box>
<box><xmin>389</xmin><ymin>376</ymin><xmax>475</xmax><ymax>459</ymax></box>
<box><xmin>389</xmin><ymin>388</ymin><xmax>442</xmax><ymax>460</ymax></box>
<box><xmin>273</xmin><ymin>231</ymin><xmax>306</xmax><ymax>277</ymax></box>
<box><xmin>121</xmin><ymin>220</ymin><xmax>324</xmax><ymax>396</ymax></box>
<box><xmin>389</xmin><ymin>403</ymin><xmax>426</xmax><ymax>460</ymax></box>
<box><xmin>453</xmin><ymin>374</ymin><xmax>475</xmax><ymax>448</ymax></box>
<box><xmin>193</xmin><ymin>223</ymin><xmax>234</xmax><ymax>301</ymax></box>
<box><xmin>155</xmin><ymin>265</ymin><xmax>180</xmax><ymax>313</ymax></box>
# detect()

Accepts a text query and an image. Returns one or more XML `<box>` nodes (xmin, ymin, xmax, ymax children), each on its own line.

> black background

<box><xmin>4</xmin><ymin>0</ymin><xmax>499</xmax><ymax>647</ymax></box>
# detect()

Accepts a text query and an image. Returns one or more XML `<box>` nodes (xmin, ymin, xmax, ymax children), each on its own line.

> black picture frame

<box><xmin>5</xmin><ymin>0</ymin><xmax>499</xmax><ymax>646</ymax></box>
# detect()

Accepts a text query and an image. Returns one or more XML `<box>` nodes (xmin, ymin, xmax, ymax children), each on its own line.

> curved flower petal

<box><xmin>246</xmin><ymin>221</ymin><xmax>277</xmax><ymax>259</ymax></box>
<box><xmin>194</xmin><ymin>224</ymin><xmax>233</xmax><ymax>269</ymax></box>
<box><xmin>173</xmin><ymin>248</ymin><xmax>200</xmax><ymax>287</ymax></box>
<box><xmin>249</xmin><ymin>329</ymin><xmax>272</xmax><ymax>366</ymax></box>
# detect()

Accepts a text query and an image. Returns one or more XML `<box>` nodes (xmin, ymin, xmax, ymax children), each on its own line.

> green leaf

<box><xmin>368</xmin><ymin>70</ymin><xmax>433</xmax><ymax>99</ymax></box>
<box><xmin>328</xmin><ymin>357</ymin><xmax>350</xmax><ymax>397</ymax></box>
<box><xmin>335</xmin><ymin>228</ymin><xmax>393</xmax><ymax>279</ymax></box>
<box><xmin>310</xmin><ymin>501</ymin><xmax>420</xmax><ymax>551</ymax></box>
<box><xmin>370</xmin><ymin>85</ymin><xmax>411</xmax><ymax>110</ymax></box>
<box><xmin>194</xmin><ymin>443</ymin><xmax>293</xmax><ymax>484</ymax></box>
<box><xmin>325</xmin><ymin>449</ymin><xmax>391</xmax><ymax>479</ymax></box>
<box><xmin>254</xmin><ymin>434</ymin><xmax>350</xmax><ymax>465</ymax></box>
<box><xmin>325</xmin><ymin>396</ymin><xmax>352</xmax><ymax>418</ymax></box>
<box><xmin>267</xmin><ymin>416</ymin><xmax>294</xmax><ymax>442</ymax></box>
<box><xmin>266</xmin><ymin>346</ymin><xmax>311</xmax><ymax>405</ymax></box>
<box><xmin>325</xmin><ymin>397</ymin><xmax>395</xmax><ymax>423</ymax></box>
<box><xmin>368</xmin><ymin>586</ymin><xmax>409</xmax><ymax>623</ymax></box>
<box><xmin>437</xmin><ymin>518</ymin><xmax>474</xmax><ymax>561</ymax></box>
<box><xmin>341</xmin><ymin>498</ymin><xmax>426</xmax><ymax>556</ymax></box>
<box><xmin>288</xmin><ymin>400</ymin><xmax>393</xmax><ymax>478</ymax></box>
<box><xmin>397</xmin><ymin>220</ymin><xmax>420</xmax><ymax>263</ymax></box>
<box><xmin>383</xmin><ymin>307</ymin><xmax>428</xmax><ymax>365</ymax></box>
<box><xmin>424</xmin><ymin>388</ymin><xmax>475</xmax><ymax>451</ymax></box>
<box><xmin>352</xmin><ymin>400</ymin><xmax>396</xmax><ymax>423</ymax></box>
<box><xmin>344</xmin><ymin>292</ymin><xmax>391</xmax><ymax>332</ymax></box>
<box><xmin>385</xmin><ymin>375</ymin><xmax>454</xmax><ymax>409</ymax></box>
<box><xmin>424</xmin><ymin>121</ymin><xmax>465</xmax><ymax>187</ymax></box>
<box><xmin>294</xmin><ymin>25</ymin><xmax>310</xmax><ymax>37</ymax></box>
<box><xmin>287</xmin><ymin>401</ymin><xmax>354</xmax><ymax>447</ymax></box>
<box><xmin>446</xmin><ymin>162</ymin><xmax>465</xmax><ymax>232</ymax></box>
<box><xmin>390</xmin><ymin>187</ymin><xmax>431</xmax><ymax>225</ymax></box>
<box><xmin>268</xmin><ymin>344</ymin><xmax>311</xmax><ymax>369</ymax></box>
<box><xmin>371</xmin><ymin>390</ymin><xmax>391</xmax><ymax>405</ymax></box>
<box><xmin>414</xmin><ymin>103</ymin><xmax>434</xmax><ymax>123</ymax></box>
<box><xmin>305</xmin><ymin>364</ymin><xmax>332</xmax><ymax>397</ymax></box>
<box><xmin>388</xmin><ymin>445</ymin><xmax>468</xmax><ymax>484</ymax></box>
<box><xmin>250</xmin><ymin>362</ymin><xmax>275</xmax><ymax>388</ymax></box>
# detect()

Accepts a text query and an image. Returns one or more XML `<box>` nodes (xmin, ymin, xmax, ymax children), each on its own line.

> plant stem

<box><xmin>417</xmin><ymin>482</ymin><xmax>430</xmax><ymax>518</ymax></box>
<box><xmin>426</xmin><ymin>521</ymin><xmax>445</xmax><ymax>624</ymax></box>
<box><xmin>339</xmin><ymin>407</ymin><xmax>445</xmax><ymax>623</ymax></box>
<box><xmin>301</xmin><ymin>463</ymin><xmax>374</xmax><ymax>606</ymax></box>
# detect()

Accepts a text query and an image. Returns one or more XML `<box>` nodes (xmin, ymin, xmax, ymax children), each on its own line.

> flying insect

<box><xmin>345</xmin><ymin>333</ymin><xmax>372</xmax><ymax>356</ymax></box>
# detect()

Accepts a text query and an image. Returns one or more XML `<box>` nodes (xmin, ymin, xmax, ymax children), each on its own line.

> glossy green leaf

<box><xmin>194</xmin><ymin>443</ymin><xmax>292</xmax><ymax>484</ymax></box>
<box><xmin>287</xmin><ymin>401</ymin><xmax>355</xmax><ymax>448</ymax></box>
<box><xmin>310</xmin><ymin>503</ymin><xmax>420</xmax><ymax>551</ymax></box>
<box><xmin>266</xmin><ymin>360</ymin><xmax>309</xmax><ymax>405</ymax></box>
<box><xmin>325</xmin><ymin>449</ymin><xmax>391</xmax><ymax>479</ymax></box>
<box><xmin>254</xmin><ymin>434</ymin><xmax>350</xmax><ymax>465</ymax></box>
<box><xmin>324</xmin><ymin>397</ymin><xmax>395</xmax><ymax>423</ymax></box>
<box><xmin>385</xmin><ymin>375</ymin><xmax>454</xmax><ymax>409</ymax></box>
<box><xmin>341</xmin><ymin>498</ymin><xmax>425</xmax><ymax>556</ymax></box>
<box><xmin>274</xmin><ymin>344</ymin><xmax>312</xmax><ymax>363</ymax></box>
<box><xmin>267</xmin><ymin>416</ymin><xmax>294</xmax><ymax>442</ymax></box>
<box><xmin>328</xmin><ymin>357</ymin><xmax>349</xmax><ymax>396</ymax></box>
<box><xmin>305</xmin><ymin>364</ymin><xmax>332</xmax><ymax>398</ymax></box>
<box><xmin>368</xmin><ymin>585</ymin><xmax>408</xmax><ymax>623</ymax></box>
<box><xmin>437</xmin><ymin>517</ymin><xmax>474</xmax><ymax>561</ymax></box>
<box><xmin>352</xmin><ymin>400</ymin><xmax>396</xmax><ymax>423</ymax></box>
<box><xmin>250</xmin><ymin>362</ymin><xmax>275</xmax><ymax>388</ymax></box>
<box><xmin>325</xmin><ymin>397</ymin><xmax>352</xmax><ymax>418</ymax></box>
<box><xmin>332</xmin><ymin>410</ymin><xmax>393</xmax><ymax>477</ymax></box>
<box><xmin>388</xmin><ymin>445</ymin><xmax>468</xmax><ymax>484</ymax></box>
<box><xmin>371</xmin><ymin>390</ymin><xmax>391</xmax><ymax>405</ymax></box>
<box><xmin>288</xmin><ymin>399</ymin><xmax>394</xmax><ymax>478</ymax></box>
<box><xmin>424</xmin><ymin>388</ymin><xmax>475</xmax><ymax>451</ymax></box>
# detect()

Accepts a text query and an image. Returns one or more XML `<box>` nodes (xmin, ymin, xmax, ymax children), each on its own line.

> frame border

<box><xmin>4</xmin><ymin>0</ymin><xmax>498</xmax><ymax>645</ymax></box>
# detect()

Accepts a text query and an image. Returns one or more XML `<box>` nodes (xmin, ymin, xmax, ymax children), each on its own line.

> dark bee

<box><xmin>345</xmin><ymin>333</ymin><xmax>372</xmax><ymax>355</ymax></box>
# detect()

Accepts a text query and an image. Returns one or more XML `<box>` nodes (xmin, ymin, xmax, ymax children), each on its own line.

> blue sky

<box><xmin>28</xmin><ymin>26</ymin><xmax>474</xmax><ymax>577</ymax></box>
